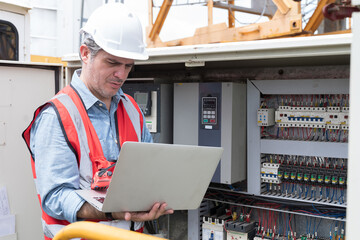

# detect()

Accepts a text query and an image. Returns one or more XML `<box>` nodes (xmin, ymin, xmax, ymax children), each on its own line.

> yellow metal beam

<box><xmin>149</xmin><ymin>0</ymin><xmax>173</xmax><ymax>42</ymax></box>
<box><xmin>31</xmin><ymin>55</ymin><xmax>67</xmax><ymax>66</ymax></box>
<box><xmin>304</xmin><ymin>0</ymin><xmax>336</xmax><ymax>33</ymax></box>
<box><xmin>53</xmin><ymin>221</ymin><xmax>166</xmax><ymax>240</ymax></box>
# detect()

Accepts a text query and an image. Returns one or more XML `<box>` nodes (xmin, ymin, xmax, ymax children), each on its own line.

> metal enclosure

<box><xmin>174</xmin><ymin>82</ymin><xmax>247</xmax><ymax>185</ymax></box>
<box><xmin>0</xmin><ymin>61</ymin><xmax>61</xmax><ymax>240</ymax></box>
<box><xmin>346</xmin><ymin>10</ymin><xmax>360</xmax><ymax>240</ymax></box>
<box><xmin>247</xmin><ymin>78</ymin><xmax>350</xmax><ymax>196</ymax></box>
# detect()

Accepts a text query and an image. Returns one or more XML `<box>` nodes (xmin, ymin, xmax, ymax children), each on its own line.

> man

<box><xmin>22</xmin><ymin>3</ymin><xmax>173</xmax><ymax>239</ymax></box>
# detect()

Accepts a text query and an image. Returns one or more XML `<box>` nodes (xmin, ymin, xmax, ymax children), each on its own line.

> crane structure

<box><xmin>146</xmin><ymin>0</ymin><xmax>353</xmax><ymax>47</ymax></box>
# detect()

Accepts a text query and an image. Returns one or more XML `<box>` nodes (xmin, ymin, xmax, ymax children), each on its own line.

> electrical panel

<box><xmin>183</xmin><ymin>79</ymin><xmax>350</xmax><ymax>240</ymax></box>
<box><xmin>258</xmin><ymin>93</ymin><xmax>349</xmax><ymax>207</ymax></box>
<box><xmin>247</xmin><ymin>79</ymin><xmax>349</xmax><ymax>240</ymax></box>
<box><xmin>174</xmin><ymin>82</ymin><xmax>247</xmax><ymax>184</ymax></box>
<box><xmin>122</xmin><ymin>83</ymin><xmax>173</xmax><ymax>143</ymax></box>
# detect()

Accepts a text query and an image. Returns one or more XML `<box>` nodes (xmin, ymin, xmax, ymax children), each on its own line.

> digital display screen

<box><xmin>134</xmin><ymin>92</ymin><xmax>148</xmax><ymax>105</ymax></box>
<box><xmin>203</xmin><ymin>98</ymin><xmax>216</xmax><ymax>109</ymax></box>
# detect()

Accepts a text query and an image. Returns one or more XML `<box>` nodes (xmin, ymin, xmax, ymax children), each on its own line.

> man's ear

<box><xmin>80</xmin><ymin>45</ymin><xmax>90</xmax><ymax>64</ymax></box>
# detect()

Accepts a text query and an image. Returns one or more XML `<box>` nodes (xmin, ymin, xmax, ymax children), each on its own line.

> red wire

<box><xmin>289</xmin><ymin>214</ymin><xmax>294</xmax><ymax>238</ymax></box>
<box><xmin>248</xmin><ymin>208</ymin><xmax>253</xmax><ymax>216</ymax></box>
<box><xmin>269</xmin><ymin>210</ymin><xmax>272</xmax><ymax>234</ymax></box>
<box><xmin>307</xmin><ymin>128</ymin><xmax>312</xmax><ymax>140</ymax></box>
<box><xmin>302</xmin><ymin>127</ymin><xmax>305</xmax><ymax>140</ymax></box>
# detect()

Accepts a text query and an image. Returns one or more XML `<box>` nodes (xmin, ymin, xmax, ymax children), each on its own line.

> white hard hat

<box><xmin>81</xmin><ymin>3</ymin><xmax>148</xmax><ymax>60</ymax></box>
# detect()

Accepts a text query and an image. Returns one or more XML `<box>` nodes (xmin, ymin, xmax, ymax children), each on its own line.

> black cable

<box><xmin>145</xmin><ymin>221</ymin><xmax>156</xmax><ymax>234</ymax></box>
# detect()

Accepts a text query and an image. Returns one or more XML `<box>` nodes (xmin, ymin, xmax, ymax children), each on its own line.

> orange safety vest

<box><xmin>22</xmin><ymin>85</ymin><xmax>144</xmax><ymax>239</ymax></box>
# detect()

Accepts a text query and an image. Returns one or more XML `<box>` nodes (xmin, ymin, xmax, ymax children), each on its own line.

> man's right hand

<box><xmin>113</xmin><ymin>202</ymin><xmax>174</xmax><ymax>222</ymax></box>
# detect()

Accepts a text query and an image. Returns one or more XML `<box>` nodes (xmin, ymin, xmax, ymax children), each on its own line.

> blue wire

<box><xmin>338</xmin><ymin>189</ymin><xmax>343</xmax><ymax>203</ymax></box>
<box><xmin>305</xmin><ymin>185</ymin><xmax>309</xmax><ymax>198</ymax></box>
<box><xmin>320</xmin><ymin>186</ymin><xmax>323</xmax><ymax>199</ymax></box>
<box><xmin>287</xmin><ymin>183</ymin><xmax>291</xmax><ymax>195</ymax></box>
<box><xmin>326</xmin><ymin>187</ymin><xmax>330</xmax><ymax>199</ymax></box>
<box><xmin>278</xmin><ymin>212</ymin><xmax>282</xmax><ymax>237</ymax></box>
<box><xmin>331</xmin><ymin>188</ymin><xmax>336</xmax><ymax>202</ymax></box>
<box><xmin>326</xmin><ymin>129</ymin><xmax>330</xmax><ymax>141</ymax></box>
<box><xmin>306</xmin><ymin>217</ymin><xmax>309</xmax><ymax>235</ymax></box>
<box><xmin>316</xmin><ymin>218</ymin><xmax>323</xmax><ymax>233</ymax></box>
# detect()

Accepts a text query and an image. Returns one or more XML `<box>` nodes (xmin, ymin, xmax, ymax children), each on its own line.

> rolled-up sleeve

<box><xmin>30</xmin><ymin>106</ymin><xmax>84</xmax><ymax>223</ymax></box>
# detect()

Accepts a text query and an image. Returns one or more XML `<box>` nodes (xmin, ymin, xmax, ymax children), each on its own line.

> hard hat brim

<box><xmin>101</xmin><ymin>45</ymin><xmax>149</xmax><ymax>61</ymax></box>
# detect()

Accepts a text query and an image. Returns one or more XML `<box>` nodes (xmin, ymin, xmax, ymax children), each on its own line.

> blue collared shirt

<box><xmin>30</xmin><ymin>69</ymin><xmax>153</xmax><ymax>222</ymax></box>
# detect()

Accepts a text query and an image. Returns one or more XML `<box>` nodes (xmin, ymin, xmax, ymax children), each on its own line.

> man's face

<box><xmin>81</xmin><ymin>46</ymin><xmax>134</xmax><ymax>104</ymax></box>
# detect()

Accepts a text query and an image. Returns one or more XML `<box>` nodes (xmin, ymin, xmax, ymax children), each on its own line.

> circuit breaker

<box><xmin>174</xmin><ymin>82</ymin><xmax>246</xmax><ymax>184</ymax></box>
<box><xmin>202</xmin><ymin>216</ymin><xmax>226</xmax><ymax>240</ymax></box>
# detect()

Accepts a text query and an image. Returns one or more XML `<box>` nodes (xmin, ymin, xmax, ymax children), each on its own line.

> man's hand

<box><xmin>77</xmin><ymin>202</ymin><xmax>173</xmax><ymax>222</ymax></box>
<box><xmin>113</xmin><ymin>202</ymin><xmax>174</xmax><ymax>222</ymax></box>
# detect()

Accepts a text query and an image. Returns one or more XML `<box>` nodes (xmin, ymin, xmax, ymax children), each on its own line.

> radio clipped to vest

<box><xmin>91</xmin><ymin>162</ymin><xmax>116</xmax><ymax>191</ymax></box>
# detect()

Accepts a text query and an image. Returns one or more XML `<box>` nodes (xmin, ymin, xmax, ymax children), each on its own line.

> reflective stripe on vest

<box><xmin>22</xmin><ymin>85</ymin><xmax>144</xmax><ymax>239</ymax></box>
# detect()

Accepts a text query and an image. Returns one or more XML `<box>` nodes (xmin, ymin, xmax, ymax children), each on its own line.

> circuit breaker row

<box><xmin>261</xmin><ymin>163</ymin><xmax>347</xmax><ymax>186</ymax></box>
<box><xmin>201</xmin><ymin>204</ymin><xmax>345</xmax><ymax>240</ymax></box>
<box><xmin>202</xmin><ymin>215</ymin><xmax>256</xmax><ymax>240</ymax></box>
<box><xmin>258</xmin><ymin>106</ymin><xmax>349</xmax><ymax>130</ymax></box>
<box><xmin>260</xmin><ymin>155</ymin><xmax>347</xmax><ymax>205</ymax></box>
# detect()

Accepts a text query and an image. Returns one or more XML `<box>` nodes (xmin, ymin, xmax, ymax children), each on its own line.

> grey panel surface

<box><xmin>247</xmin><ymin>80</ymin><xmax>262</xmax><ymax>195</ymax></box>
<box><xmin>252</xmin><ymin>79</ymin><xmax>349</xmax><ymax>94</ymax></box>
<box><xmin>261</xmin><ymin>139</ymin><xmax>348</xmax><ymax>158</ymax></box>
<box><xmin>346</xmin><ymin>11</ymin><xmax>360</xmax><ymax>240</ymax></box>
<box><xmin>188</xmin><ymin>209</ymin><xmax>201</xmax><ymax>240</ymax></box>
<box><xmin>221</xmin><ymin>82</ymin><xmax>247</xmax><ymax>184</ymax></box>
<box><xmin>0</xmin><ymin>65</ymin><xmax>58</xmax><ymax>240</ymax></box>
<box><xmin>159</xmin><ymin>84</ymin><xmax>174</xmax><ymax>144</ymax></box>
<box><xmin>173</xmin><ymin>83</ymin><xmax>199</xmax><ymax>145</ymax></box>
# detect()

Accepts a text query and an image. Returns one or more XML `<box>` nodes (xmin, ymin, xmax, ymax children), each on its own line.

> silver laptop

<box><xmin>76</xmin><ymin>142</ymin><xmax>223</xmax><ymax>212</ymax></box>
